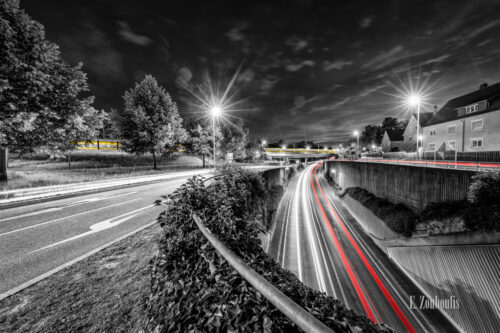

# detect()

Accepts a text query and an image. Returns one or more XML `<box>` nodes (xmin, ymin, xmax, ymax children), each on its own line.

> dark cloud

<box><xmin>117</xmin><ymin>21</ymin><xmax>152</xmax><ymax>46</ymax></box>
<box><xmin>22</xmin><ymin>0</ymin><xmax>500</xmax><ymax>143</ymax></box>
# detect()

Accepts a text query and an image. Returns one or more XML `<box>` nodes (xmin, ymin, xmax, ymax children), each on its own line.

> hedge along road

<box><xmin>267</xmin><ymin>162</ymin><xmax>459</xmax><ymax>333</ymax></box>
<box><xmin>0</xmin><ymin>169</ymin><xmax>217</xmax><ymax>299</ymax></box>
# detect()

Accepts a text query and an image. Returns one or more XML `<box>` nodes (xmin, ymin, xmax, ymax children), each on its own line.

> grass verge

<box><xmin>1</xmin><ymin>154</ymin><xmax>204</xmax><ymax>191</ymax></box>
<box><xmin>0</xmin><ymin>224</ymin><xmax>160</xmax><ymax>332</ymax></box>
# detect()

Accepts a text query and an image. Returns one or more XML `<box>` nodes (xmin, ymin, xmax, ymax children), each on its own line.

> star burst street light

<box><xmin>180</xmin><ymin>65</ymin><xmax>253</xmax><ymax>167</ymax></box>
<box><xmin>407</xmin><ymin>94</ymin><xmax>422</xmax><ymax>159</ymax></box>
<box><xmin>210</xmin><ymin>104</ymin><xmax>223</xmax><ymax>168</ymax></box>
<box><xmin>353</xmin><ymin>130</ymin><xmax>360</xmax><ymax>156</ymax></box>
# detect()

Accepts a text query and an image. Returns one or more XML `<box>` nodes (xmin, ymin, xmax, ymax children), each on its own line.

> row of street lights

<box><xmin>351</xmin><ymin>94</ymin><xmax>422</xmax><ymax>158</ymax></box>
<box><xmin>212</xmin><ymin>94</ymin><xmax>422</xmax><ymax>164</ymax></box>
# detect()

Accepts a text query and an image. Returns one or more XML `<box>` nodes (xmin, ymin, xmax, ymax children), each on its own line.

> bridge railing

<box><xmin>264</xmin><ymin>147</ymin><xmax>336</xmax><ymax>154</ymax></box>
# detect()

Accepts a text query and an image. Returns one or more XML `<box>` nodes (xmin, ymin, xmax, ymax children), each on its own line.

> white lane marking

<box><xmin>29</xmin><ymin>204</ymin><xmax>155</xmax><ymax>253</ymax></box>
<box><xmin>71</xmin><ymin>191</ymin><xmax>137</xmax><ymax>204</ymax></box>
<box><xmin>300</xmin><ymin>169</ymin><xmax>327</xmax><ymax>292</ymax></box>
<box><xmin>0</xmin><ymin>198</ymin><xmax>140</xmax><ymax>237</ymax></box>
<box><xmin>0</xmin><ymin>192</ymin><xmax>137</xmax><ymax>223</ymax></box>
<box><xmin>0</xmin><ymin>207</ymin><xmax>63</xmax><ymax>222</ymax></box>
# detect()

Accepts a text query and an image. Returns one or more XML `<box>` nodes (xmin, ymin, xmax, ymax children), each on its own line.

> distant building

<box><xmin>401</xmin><ymin>112</ymin><xmax>434</xmax><ymax>152</ymax></box>
<box><xmin>422</xmin><ymin>82</ymin><xmax>500</xmax><ymax>153</ymax></box>
<box><xmin>381</xmin><ymin>128</ymin><xmax>405</xmax><ymax>152</ymax></box>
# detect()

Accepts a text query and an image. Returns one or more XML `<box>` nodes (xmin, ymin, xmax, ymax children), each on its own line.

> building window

<box><xmin>471</xmin><ymin>119</ymin><xmax>483</xmax><ymax>131</ymax></box>
<box><xmin>447</xmin><ymin>125</ymin><xmax>457</xmax><ymax>134</ymax></box>
<box><xmin>428</xmin><ymin>143</ymin><xmax>436</xmax><ymax>151</ymax></box>
<box><xmin>465</xmin><ymin>104</ymin><xmax>479</xmax><ymax>114</ymax></box>
<box><xmin>429</xmin><ymin>129</ymin><xmax>436</xmax><ymax>136</ymax></box>
<box><xmin>471</xmin><ymin>138</ymin><xmax>483</xmax><ymax>149</ymax></box>
<box><xmin>446</xmin><ymin>140</ymin><xmax>456</xmax><ymax>150</ymax></box>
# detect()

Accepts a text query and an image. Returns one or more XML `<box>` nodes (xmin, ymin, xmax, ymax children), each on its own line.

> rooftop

<box><xmin>425</xmin><ymin>82</ymin><xmax>500</xmax><ymax>126</ymax></box>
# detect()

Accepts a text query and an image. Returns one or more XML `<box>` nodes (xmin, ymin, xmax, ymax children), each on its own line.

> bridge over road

<box><xmin>264</xmin><ymin>147</ymin><xmax>336</xmax><ymax>163</ymax></box>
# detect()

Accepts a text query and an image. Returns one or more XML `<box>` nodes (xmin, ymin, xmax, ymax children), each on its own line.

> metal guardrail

<box><xmin>191</xmin><ymin>213</ymin><xmax>335</xmax><ymax>333</ymax></box>
<box><xmin>0</xmin><ymin>165</ymin><xmax>282</xmax><ymax>205</ymax></box>
<box><xmin>336</xmin><ymin>158</ymin><xmax>500</xmax><ymax>171</ymax></box>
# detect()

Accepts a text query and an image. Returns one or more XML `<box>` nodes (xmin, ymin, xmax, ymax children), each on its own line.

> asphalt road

<box><xmin>0</xmin><ymin>169</ymin><xmax>212</xmax><ymax>296</ymax></box>
<box><xmin>268</xmin><ymin>162</ymin><xmax>458</xmax><ymax>333</ymax></box>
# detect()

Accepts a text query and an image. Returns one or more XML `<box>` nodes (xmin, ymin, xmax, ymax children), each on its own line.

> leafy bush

<box><xmin>146</xmin><ymin>171</ymin><xmax>386</xmax><ymax>332</ymax></box>
<box><xmin>464</xmin><ymin>172</ymin><xmax>500</xmax><ymax>231</ymax></box>
<box><xmin>419</xmin><ymin>200</ymin><xmax>468</xmax><ymax>222</ymax></box>
<box><xmin>346</xmin><ymin>187</ymin><xmax>416</xmax><ymax>237</ymax></box>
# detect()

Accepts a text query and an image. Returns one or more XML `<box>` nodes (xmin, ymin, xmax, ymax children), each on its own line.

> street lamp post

<box><xmin>261</xmin><ymin>140</ymin><xmax>267</xmax><ymax>161</ymax></box>
<box><xmin>408</xmin><ymin>95</ymin><xmax>421</xmax><ymax>160</ymax></box>
<box><xmin>210</xmin><ymin>105</ymin><xmax>222</xmax><ymax>169</ymax></box>
<box><xmin>353</xmin><ymin>130</ymin><xmax>360</xmax><ymax>158</ymax></box>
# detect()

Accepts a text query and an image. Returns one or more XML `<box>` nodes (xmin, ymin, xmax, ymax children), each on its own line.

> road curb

<box><xmin>0</xmin><ymin>220</ymin><xmax>158</xmax><ymax>302</ymax></box>
<box><xmin>0</xmin><ymin>173</ymin><xmax>206</xmax><ymax>210</ymax></box>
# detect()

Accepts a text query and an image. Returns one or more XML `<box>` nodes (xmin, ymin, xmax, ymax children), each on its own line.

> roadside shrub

<box><xmin>419</xmin><ymin>200</ymin><xmax>468</xmax><ymax>222</ymax></box>
<box><xmin>346</xmin><ymin>187</ymin><xmax>416</xmax><ymax>237</ymax></box>
<box><xmin>464</xmin><ymin>172</ymin><xmax>500</xmax><ymax>231</ymax></box>
<box><xmin>146</xmin><ymin>171</ymin><xmax>386</xmax><ymax>332</ymax></box>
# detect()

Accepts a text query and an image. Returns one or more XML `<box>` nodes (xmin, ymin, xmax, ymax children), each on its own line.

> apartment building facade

<box><xmin>422</xmin><ymin>82</ymin><xmax>500</xmax><ymax>153</ymax></box>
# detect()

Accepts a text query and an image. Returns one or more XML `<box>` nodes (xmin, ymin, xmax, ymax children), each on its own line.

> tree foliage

<box><xmin>113</xmin><ymin>75</ymin><xmax>186</xmax><ymax>168</ymax></box>
<box><xmin>465</xmin><ymin>172</ymin><xmax>500</xmax><ymax>231</ymax></box>
<box><xmin>0</xmin><ymin>0</ymin><xmax>105</xmax><ymax>153</ymax></box>
<box><xmin>360</xmin><ymin>125</ymin><xmax>383</xmax><ymax>145</ymax></box>
<box><xmin>220</xmin><ymin>119</ymin><xmax>249</xmax><ymax>160</ymax></box>
<box><xmin>185</xmin><ymin>123</ymin><xmax>223</xmax><ymax>167</ymax></box>
<box><xmin>360</xmin><ymin>117</ymin><xmax>407</xmax><ymax>146</ymax></box>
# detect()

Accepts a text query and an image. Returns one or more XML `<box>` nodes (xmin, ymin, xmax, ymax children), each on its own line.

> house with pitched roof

<box><xmin>381</xmin><ymin>128</ymin><xmax>405</xmax><ymax>152</ymax></box>
<box><xmin>422</xmin><ymin>82</ymin><xmax>500</xmax><ymax>153</ymax></box>
<box><xmin>401</xmin><ymin>112</ymin><xmax>434</xmax><ymax>151</ymax></box>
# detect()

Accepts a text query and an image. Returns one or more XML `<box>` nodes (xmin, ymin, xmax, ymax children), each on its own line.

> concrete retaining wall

<box><xmin>326</xmin><ymin>160</ymin><xmax>477</xmax><ymax>212</ymax></box>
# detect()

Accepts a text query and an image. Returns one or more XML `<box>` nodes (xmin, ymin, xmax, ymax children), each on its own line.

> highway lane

<box><xmin>268</xmin><ymin>163</ymin><xmax>458</xmax><ymax>332</ymax></box>
<box><xmin>0</xmin><ymin>169</ymin><xmax>212</xmax><ymax>296</ymax></box>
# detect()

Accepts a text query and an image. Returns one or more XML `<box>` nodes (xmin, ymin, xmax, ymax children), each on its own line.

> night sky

<box><xmin>22</xmin><ymin>0</ymin><xmax>500</xmax><ymax>143</ymax></box>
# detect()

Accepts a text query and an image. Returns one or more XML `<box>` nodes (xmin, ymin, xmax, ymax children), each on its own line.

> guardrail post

<box><xmin>97</xmin><ymin>140</ymin><xmax>100</xmax><ymax>150</ymax></box>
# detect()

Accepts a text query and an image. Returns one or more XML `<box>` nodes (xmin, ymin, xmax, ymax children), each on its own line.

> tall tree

<box><xmin>360</xmin><ymin>124</ymin><xmax>383</xmax><ymax>145</ymax></box>
<box><xmin>113</xmin><ymin>75</ymin><xmax>185</xmax><ymax>169</ymax></box>
<box><xmin>0</xmin><ymin>0</ymin><xmax>105</xmax><ymax>154</ymax></box>
<box><xmin>245</xmin><ymin>135</ymin><xmax>262</xmax><ymax>159</ymax></box>
<box><xmin>381</xmin><ymin>117</ymin><xmax>402</xmax><ymax>133</ymax></box>
<box><xmin>186</xmin><ymin>123</ymin><xmax>223</xmax><ymax>168</ymax></box>
<box><xmin>220</xmin><ymin>119</ymin><xmax>249</xmax><ymax>161</ymax></box>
